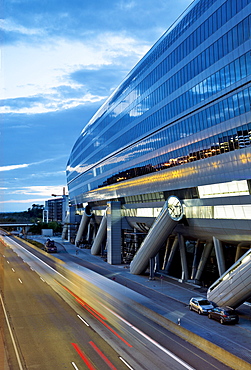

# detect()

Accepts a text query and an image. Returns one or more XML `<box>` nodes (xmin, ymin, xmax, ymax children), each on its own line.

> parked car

<box><xmin>189</xmin><ymin>297</ymin><xmax>215</xmax><ymax>314</ymax></box>
<box><xmin>44</xmin><ymin>239</ymin><xmax>57</xmax><ymax>253</ymax></box>
<box><xmin>208</xmin><ymin>307</ymin><xmax>239</xmax><ymax>324</ymax></box>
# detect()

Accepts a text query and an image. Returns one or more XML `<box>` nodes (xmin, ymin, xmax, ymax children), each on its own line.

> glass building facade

<box><xmin>66</xmin><ymin>0</ymin><xmax>251</xmax><ymax>283</ymax></box>
<box><xmin>67</xmin><ymin>0</ymin><xmax>251</xmax><ymax>209</ymax></box>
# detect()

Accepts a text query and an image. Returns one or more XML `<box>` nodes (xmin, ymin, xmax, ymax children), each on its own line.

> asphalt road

<box><xmin>0</xmin><ymin>236</ymin><xmax>237</xmax><ymax>369</ymax></box>
<box><xmin>0</xmin><ymin>242</ymin><xmax>140</xmax><ymax>370</ymax></box>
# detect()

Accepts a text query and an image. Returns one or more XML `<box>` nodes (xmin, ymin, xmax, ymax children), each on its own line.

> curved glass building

<box><xmin>66</xmin><ymin>0</ymin><xmax>251</xmax><ymax>289</ymax></box>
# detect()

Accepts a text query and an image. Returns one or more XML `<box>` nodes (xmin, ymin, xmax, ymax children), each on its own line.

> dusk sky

<box><xmin>1</xmin><ymin>0</ymin><xmax>192</xmax><ymax>213</ymax></box>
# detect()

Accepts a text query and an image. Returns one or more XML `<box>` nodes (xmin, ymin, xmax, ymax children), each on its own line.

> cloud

<box><xmin>1</xmin><ymin>33</ymin><xmax>149</xmax><ymax>114</ymax></box>
<box><xmin>7</xmin><ymin>185</ymin><xmax>67</xmax><ymax>196</ymax></box>
<box><xmin>0</xmin><ymin>164</ymin><xmax>29</xmax><ymax>172</ymax></box>
<box><xmin>1</xmin><ymin>92</ymin><xmax>106</xmax><ymax>114</ymax></box>
<box><xmin>0</xmin><ymin>157</ymin><xmax>67</xmax><ymax>172</ymax></box>
<box><xmin>0</xmin><ymin>18</ymin><xmax>42</xmax><ymax>36</ymax></box>
<box><xmin>0</xmin><ymin>198</ymin><xmax>49</xmax><ymax>204</ymax></box>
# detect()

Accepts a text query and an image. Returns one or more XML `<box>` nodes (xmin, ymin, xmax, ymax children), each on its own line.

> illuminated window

<box><xmin>198</xmin><ymin>180</ymin><xmax>249</xmax><ymax>198</ymax></box>
<box><xmin>214</xmin><ymin>205</ymin><xmax>251</xmax><ymax>219</ymax></box>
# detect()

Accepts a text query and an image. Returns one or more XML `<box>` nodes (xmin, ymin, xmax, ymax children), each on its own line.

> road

<box><xmin>0</xmin><ymin>236</ymin><xmax>236</xmax><ymax>369</ymax></box>
<box><xmin>0</xmin><ymin>241</ymin><xmax>137</xmax><ymax>370</ymax></box>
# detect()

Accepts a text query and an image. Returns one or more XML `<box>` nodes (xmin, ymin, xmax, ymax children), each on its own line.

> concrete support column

<box><xmin>163</xmin><ymin>236</ymin><xmax>179</xmax><ymax>274</ymax></box>
<box><xmin>86</xmin><ymin>222</ymin><xmax>92</xmax><ymax>244</ymax></box>
<box><xmin>23</xmin><ymin>226</ymin><xmax>29</xmax><ymax>237</ymax></box>
<box><xmin>213</xmin><ymin>236</ymin><xmax>226</xmax><ymax>276</ymax></box>
<box><xmin>130</xmin><ymin>201</ymin><xmax>177</xmax><ymax>275</ymax></box>
<box><xmin>154</xmin><ymin>253</ymin><xmax>160</xmax><ymax>272</ymax></box>
<box><xmin>134</xmin><ymin>228</ymin><xmax>139</xmax><ymax>251</ymax></box>
<box><xmin>62</xmin><ymin>214</ymin><xmax>69</xmax><ymax>240</ymax></box>
<box><xmin>75</xmin><ymin>206</ymin><xmax>92</xmax><ymax>246</ymax></box>
<box><xmin>191</xmin><ymin>239</ymin><xmax>200</xmax><ymax>280</ymax></box>
<box><xmin>162</xmin><ymin>237</ymin><xmax>172</xmax><ymax>270</ymax></box>
<box><xmin>235</xmin><ymin>242</ymin><xmax>250</xmax><ymax>262</ymax></box>
<box><xmin>149</xmin><ymin>257</ymin><xmax>155</xmax><ymax>280</ymax></box>
<box><xmin>195</xmin><ymin>241</ymin><xmax>213</xmax><ymax>282</ymax></box>
<box><xmin>68</xmin><ymin>207</ymin><xmax>77</xmax><ymax>243</ymax></box>
<box><xmin>178</xmin><ymin>234</ymin><xmax>189</xmax><ymax>281</ymax></box>
<box><xmin>107</xmin><ymin>201</ymin><xmax>121</xmax><ymax>265</ymax></box>
<box><xmin>91</xmin><ymin>211</ymin><xmax>107</xmax><ymax>255</ymax></box>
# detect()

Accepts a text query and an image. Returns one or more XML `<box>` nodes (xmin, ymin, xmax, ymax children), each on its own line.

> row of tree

<box><xmin>0</xmin><ymin>204</ymin><xmax>62</xmax><ymax>234</ymax></box>
<box><xmin>0</xmin><ymin>204</ymin><xmax>44</xmax><ymax>223</ymax></box>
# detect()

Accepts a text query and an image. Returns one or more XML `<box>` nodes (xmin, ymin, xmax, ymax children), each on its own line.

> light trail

<box><xmin>89</xmin><ymin>341</ymin><xmax>118</xmax><ymax>370</ymax></box>
<box><xmin>101</xmin><ymin>303</ymin><xmax>195</xmax><ymax>370</ymax></box>
<box><xmin>71</xmin><ymin>343</ymin><xmax>96</xmax><ymax>370</ymax></box>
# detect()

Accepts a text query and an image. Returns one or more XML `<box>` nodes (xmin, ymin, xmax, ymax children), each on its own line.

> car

<box><xmin>189</xmin><ymin>297</ymin><xmax>215</xmax><ymax>315</ymax></box>
<box><xmin>208</xmin><ymin>307</ymin><xmax>239</xmax><ymax>325</ymax></box>
<box><xmin>44</xmin><ymin>239</ymin><xmax>57</xmax><ymax>253</ymax></box>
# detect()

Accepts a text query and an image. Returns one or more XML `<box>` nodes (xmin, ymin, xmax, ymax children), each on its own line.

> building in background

<box><xmin>43</xmin><ymin>188</ymin><xmax>68</xmax><ymax>224</ymax></box>
<box><xmin>65</xmin><ymin>0</ymin><xmax>251</xmax><ymax>296</ymax></box>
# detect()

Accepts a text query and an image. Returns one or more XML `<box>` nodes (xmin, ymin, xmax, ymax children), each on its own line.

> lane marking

<box><xmin>18</xmin><ymin>278</ymin><xmax>23</xmax><ymax>284</ymax></box>
<box><xmin>89</xmin><ymin>341</ymin><xmax>117</xmax><ymax>370</ymax></box>
<box><xmin>40</xmin><ymin>277</ymin><xmax>45</xmax><ymax>282</ymax></box>
<box><xmin>77</xmin><ymin>314</ymin><xmax>90</xmax><ymax>326</ymax></box>
<box><xmin>0</xmin><ymin>293</ymin><xmax>24</xmax><ymax>370</ymax></box>
<box><xmin>12</xmin><ymin>268</ymin><xmax>15</xmax><ymax>272</ymax></box>
<box><xmin>119</xmin><ymin>357</ymin><xmax>134</xmax><ymax>370</ymax></box>
<box><xmin>71</xmin><ymin>362</ymin><xmax>79</xmax><ymax>369</ymax></box>
<box><xmin>71</xmin><ymin>343</ymin><xmax>96</xmax><ymax>370</ymax></box>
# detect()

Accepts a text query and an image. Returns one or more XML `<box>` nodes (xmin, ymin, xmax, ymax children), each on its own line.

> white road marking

<box><xmin>71</xmin><ymin>362</ymin><xmax>79</xmax><ymax>369</ymax></box>
<box><xmin>77</xmin><ymin>314</ymin><xmax>90</xmax><ymax>326</ymax></box>
<box><xmin>0</xmin><ymin>293</ymin><xmax>25</xmax><ymax>370</ymax></box>
<box><xmin>119</xmin><ymin>356</ymin><xmax>134</xmax><ymax>369</ymax></box>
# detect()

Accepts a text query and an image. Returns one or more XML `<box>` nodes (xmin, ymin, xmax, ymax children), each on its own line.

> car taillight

<box><xmin>223</xmin><ymin>314</ymin><xmax>227</xmax><ymax>317</ymax></box>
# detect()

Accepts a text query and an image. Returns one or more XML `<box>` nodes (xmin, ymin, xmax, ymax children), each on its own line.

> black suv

<box><xmin>208</xmin><ymin>307</ymin><xmax>239</xmax><ymax>324</ymax></box>
<box><xmin>44</xmin><ymin>239</ymin><xmax>57</xmax><ymax>253</ymax></box>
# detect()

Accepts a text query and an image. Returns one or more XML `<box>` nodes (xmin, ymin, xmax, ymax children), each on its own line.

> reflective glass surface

<box><xmin>67</xmin><ymin>0</ymin><xmax>251</xmax><ymax>203</ymax></box>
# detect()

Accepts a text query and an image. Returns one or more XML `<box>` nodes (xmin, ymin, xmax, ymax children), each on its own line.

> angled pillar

<box><xmin>195</xmin><ymin>241</ymin><xmax>213</xmax><ymax>282</ymax></box>
<box><xmin>91</xmin><ymin>210</ymin><xmax>107</xmax><ymax>255</ymax></box>
<box><xmin>179</xmin><ymin>233</ymin><xmax>189</xmax><ymax>281</ymax></box>
<box><xmin>130</xmin><ymin>196</ymin><xmax>183</xmax><ymax>275</ymax></box>
<box><xmin>163</xmin><ymin>236</ymin><xmax>179</xmax><ymax>274</ymax></box>
<box><xmin>86</xmin><ymin>222</ymin><xmax>92</xmax><ymax>244</ymax></box>
<box><xmin>107</xmin><ymin>201</ymin><xmax>121</xmax><ymax>264</ymax></box>
<box><xmin>213</xmin><ymin>236</ymin><xmax>226</xmax><ymax>276</ymax></box>
<box><xmin>235</xmin><ymin>242</ymin><xmax>250</xmax><ymax>262</ymax></box>
<box><xmin>191</xmin><ymin>239</ymin><xmax>200</xmax><ymax>280</ymax></box>
<box><xmin>75</xmin><ymin>206</ymin><xmax>92</xmax><ymax>246</ymax></box>
<box><xmin>162</xmin><ymin>237</ymin><xmax>172</xmax><ymax>270</ymax></box>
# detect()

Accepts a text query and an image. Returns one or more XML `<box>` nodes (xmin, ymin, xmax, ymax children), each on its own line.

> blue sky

<box><xmin>1</xmin><ymin>0</ymin><xmax>192</xmax><ymax>213</ymax></box>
